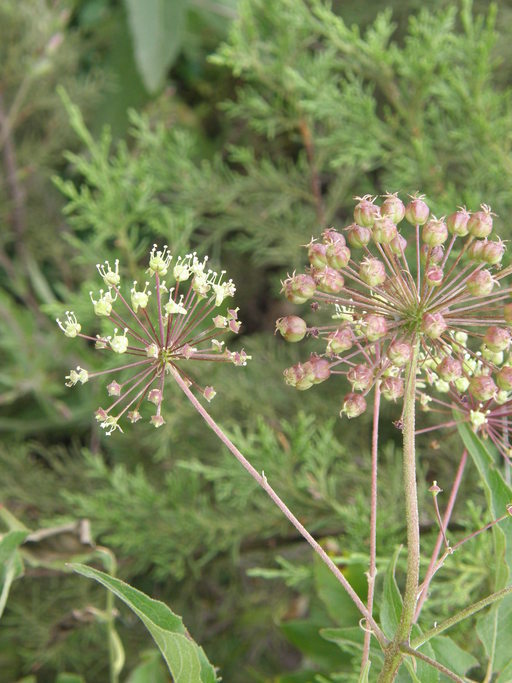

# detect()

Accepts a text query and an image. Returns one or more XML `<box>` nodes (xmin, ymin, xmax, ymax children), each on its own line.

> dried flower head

<box><xmin>57</xmin><ymin>246</ymin><xmax>249</xmax><ymax>434</ymax></box>
<box><xmin>278</xmin><ymin>194</ymin><xmax>512</xmax><ymax>419</ymax></box>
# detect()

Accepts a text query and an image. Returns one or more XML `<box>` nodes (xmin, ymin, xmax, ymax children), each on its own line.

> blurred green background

<box><xmin>2</xmin><ymin>0</ymin><xmax>512</xmax><ymax>680</ymax></box>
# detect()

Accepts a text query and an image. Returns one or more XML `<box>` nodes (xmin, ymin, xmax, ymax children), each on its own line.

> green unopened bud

<box><xmin>436</xmin><ymin>357</ymin><xmax>462</xmax><ymax>382</ymax></box>
<box><xmin>314</xmin><ymin>267</ymin><xmax>344</xmax><ymax>294</ymax></box>
<box><xmin>309</xmin><ymin>354</ymin><xmax>331</xmax><ymax>383</ymax></box>
<box><xmin>354</xmin><ymin>195</ymin><xmax>379</xmax><ymax>227</ymax></box>
<box><xmin>381</xmin><ymin>376</ymin><xmax>404</xmax><ymax>401</ymax></box>
<box><xmin>308</xmin><ymin>241</ymin><xmax>328</xmax><ymax>268</ymax></box>
<box><xmin>467</xmin><ymin>205</ymin><xmax>493</xmax><ymax>238</ymax></box>
<box><xmin>346</xmin><ymin>223</ymin><xmax>371</xmax><ymax>248</ymax></box>
<box><xmin>381</xmin><ymin>193</ymin><xmax>405</xmax><ymax>224</ymax></box>
<box><xmin>326</xmin><ymin>326</ymin><xmax>353</xmax><ymax>354</ymax></box>
<box><xmin>422</xmin><ymin>218</ymin><xmax>448</xmax><ymax>247</ymax></box>
<box><xmin>405</xmin><ymin>196</ymin><xmax>429</xmax><ymax>225</ymax></box>
<box><xmin>282</xmin><ymin>273</ymin><xmax>316</xmax><ymax>304</ymax></box>
<box><xmin>497</xmin><ymin>366</ymin><xmax>512</xmax><ymax>391</ymax></box>
<box><xmin>326</xmin><ymin>241</ymin><xmax>351</xmax><ymax>269</ymax></box>
<box><xmin>469</xmin><ymin>375</ymin><xmax>497</xmax><ymax>401</ymax></box>
<box><xmin>466</xmin><ymin>269</ymin><xmax>494</xmax><ymax>296</ymax></box>
<box><xmin>454</xmin><ymin>376</ymin><xmax>470</xmax><ymax>392</ymax></box>
<box><xmin>446</xmin><ymin>208</ymin><xmax>470</xmax><ymax>236</ymax></box>
<box><xmin>372</xmin><ymin>216</ymin><xmax>397</xmax><ymax>244</ymax></box>
<box><xmin>388</xmin><ymin>339</ymin><xmax>412</xmax><ymax>366</ymax></box>
<box><xmin>481</xmin><ymin>240</ymin><xmax>505</xmax><ymax>265</ymax></box>
<box><xmin>347</xmin><ymin>364</ymin><xmax>373</xmax><ymax>391</ymax></box>
<box><xmin>341</xmin><ymin>392</ymin><xmax>367</xmax><ymax>418</ymax></box>
<box><xmin>276</xmin><ymin>316</ymin><xmax>308</xmax><ymax>342</ymax></box>
<box><xmin>484</xmin><ymin>326</ymin><xmax>511</xmax><ymax>352</ymax></box>
<box><xmin>359</xmin><ymin>257</ymin><xmax>386</xmax><ymax>287</ymax></box>
<box><xmin>422</xmin><ymin>312</ymin><xmax>447</xmax><ymax>339</ymax></box>
<box><xmin>364</xmin><ymin>314</ymin><xmax>388</xmax><ymax>342</ymax></box>
<box><xmin>425</xmin><ymin>265</ymin><xmax>443</xmax><ymax>287</ymax></box>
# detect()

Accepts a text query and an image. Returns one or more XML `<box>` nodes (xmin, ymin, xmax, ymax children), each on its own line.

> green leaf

<box><xmin>55</xmin><ymin>675</ymin><xmax>86</xmax><ymax>683</ymax></box>
<box><xmin>70</xmin><ymin>563</ymin><xmax>217</xmax><ymax>682</ymax></box>
<box><xmin>496</xmin><ymin>658</ymin><xmax>512</xmax><ymax>682</ymax></box>
<box><xmin>280</xmin><ymin>620</ymin><xmax>348</xmax><ymax>669</ymax></box>
<box><xmin>314</xmin><ymin>555</ymin><xmax>363</xmax><ymax>627</ymax></box>
<box><xmin>380</xmin><ymin>547</ymin><xmax>403</xmax><ymax>639</ymax></box>
<box><xmin>124</xmin><ymin>0</ymin><xmax>188</xmax><ymax>93</ymax></box>
<box><xmin>0</xmin><ymin>530</ymin><xmax>28</xmax><ymax>619</ymax></box>
<box><xmin>429</xmin><ymin>635</ymin><xmax>479</xmax><ymax>676</ymax></box>
<box><xmin>126</xmin><ymin>649</ymin><xmax>169</xmax><ymax>683</ymax></box>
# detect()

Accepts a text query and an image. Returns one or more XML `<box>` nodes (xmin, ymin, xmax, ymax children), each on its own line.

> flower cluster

<box><xmin>57</xmin><ymin>246</ymin><xmax>248</xmax><ymax>434</ymax></box>
<box><xmin>277</xmin><ymin>193</ymin><xmax>512</xmax><ymax>419</ymax></box>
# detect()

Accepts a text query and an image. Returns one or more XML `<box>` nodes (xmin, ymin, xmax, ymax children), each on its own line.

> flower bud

<box><xmin>390</xmin><ymin>233</ymin><xmax>407</xmax><ymax>255</ymax></box>
<box><xmin>57</xmin><ymin>311</ymin><xmax>81</xmax><ymax>338</ymax></box>
<box><xmin>436</xmin><ymin>357</ymin><xmax>462</xmax><ymax>382</ymax></box>
<box><xmin>308</xmin><ymin>241</ymin><xmax>329</xmax><ymax>268</ymax></box>
<box><xmin>313</xmin><ymin>267</ymin><xmax>345</xmax><ymax>294</ymax></box>
<box><xmin>381</xmin><ymin>376</ymin><xmax>404</xmax><ymax>401</ymax></box>
<box><xmin>128</xmin><ymin>410</ymin><xmax>142</xmax><ymax>423</ymax></box>
<box><xmin>422</xmin><ymin>218</ymin><xmax>448</xmax><ymax>247</ymax></box>
<box><xmin>426</xmin><ymin>265</ymin><xmax>443</xmax><ymax>287</ymax></box>
<box><xmin>469</xmin><ymin>375</ymin><xmax>497</xmax><ymax>401</ymax></box>
<box><xmin>363</xmin><ymin>314</ymin><xmax>388</xmax><ymax>342</ymax></box>
<box><xmin>467</xmin><ymin>205</ymin><xmax>493</xmax><ymax>238</ymax></box>
<box><xmin>446</xmin><ymin>208</ymin><xmax>470</xmax><ymax>236</ymax></box>
<box><xmin>276</xmin><ymin>316</ymin><xmax>307</xmax><ymax>342</ymax></box>
<box><xmin>322</xmin><ymin>228</ymin><xmax>345</xmax><ymax>245</ymax></box>
<box><xmin>405</xmin><ymin>197</ymin><xmax>429</xmax><ymax>225</ymax></box>
<box><xmin>151</xmin><ymin>415</ymin><xmax>165</xmax><ymax>428</ymax></box>
<box><xmin>340</xmin><ymin>392</ymin><xmax>367</xmax><ymax>418</ymax></box>
<box><xmin>497</xmin><ymin>366</ymin><xmax>512</xmax><ymax>391</ymax></box>
<box><xmin>420</xmin><ymin>244</ymin><xmax>444</xmax><ymax>265</ymax></box>
<box><xmin>483</xmin><ymin>326</ymin><xmax>511</xmax><ymax>352</ymax></box>
<box><xmin>107</xmin><ymin>380</ymin><xmax>121</xmax><ymax>396</ymax></box>
<box><xmin>148</xmin><ymin>388</ymin><xmax>163</xmax><ymax>405</ymax></box>
<box><xmin>388</xmin><ymin>339</ymin><xmax>413</xmax><ymax>366</ymax></box>
<box><xmin>359</xmin><ymin>257</ymin><xmax>386</xmax><ymax>287</ymax></box>
<box><xmin>455</xmin><ymin>376</ymin><xmax>470</xmax><ymax>392</ymax></box>
<box><xmin>482</xmin><ymin>347</ymin><xmax>503</xmax><ymax>364</ymax></box>
<box><xmin>284</xmin><ymin>363</ymin><xmax>313</xmax><ymax>390</ymax></box>
<box><xmin>466</xmin><ymin>269</ymin><xmax>494</xmax><ymax>296</ymax></box>
<box><xmin>481</xmin><ymin>240</ymin><xmax>505</xmax><ymax>266</ymax></box>
<box><xmin>372</xmin><ymin>217</ymin><xmax>397</xmax><ymax>244</ymax></box>
<box><xmin>381</xmin><ymin>193</ymin><xmax>405</xmax><ymax>224</ymax></box>
<box><xmin>148</xmin><ymin>245</ymin><xmax>172</xmax><ymax>277</ymax></box>
<box><xmin>422</xmin><ymin>312</ymin><xmax>447</xmax><ymax>339</ymax></box>
<box><xmin>346</xmin><ymin>223</ymin><xmax>371</xmax><ymax>248</ymax></box>
<box><xmin>309</xmin><ymin>354</ymin><xmax>331</xmax><ymax>383</ymax></box>
<box><xmin>326</xmin><ymin>326</ymin><xmax>353</xmax><ymax>354</ymax></box>
<box><xmin>203</xmin><ymin>386</ymin><xmax>217</xmax><ymax>402</ymax></box>
<box><xmin>110</xmin><ymin>328</ymin><xmax>128</xmax><ymax>354</ymax></box>
<box><xmin>347</xmin><ymin>364</ymin><xmax>373</xmax><ymax>391</ymax></box>
<box><xmin>282</xmin><ymin>273</ymin><xmax>316</xmax><ymax>303</ymax></box>
<box><xmin>467</xmin><ymin>240</ymin><xmax>485</xmax><ymax>262</ymax></box>
<box><xmin>354</xmin><ymin>196</ymin><xmax>379</xmax><ymax>227</ymax></box>
<box><xmin>326</xmin><ymin>241</ymin><xmax>351</xmax><ymax>269</ymax></box>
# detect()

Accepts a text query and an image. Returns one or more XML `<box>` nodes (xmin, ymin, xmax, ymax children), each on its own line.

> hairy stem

<box><xmin>360</xmin><ymin>381</ymin><xmax>381</xmax><ymax>674</ymax></box>
<box><xmin>378</xmin><ymin>343</ymin><xmax>420</xmax><ymax>681</ymax></box>
<box><xmin>169</xmin><ymin>365</ymin><xmax>388</xmax><ymax>647</ymax></box>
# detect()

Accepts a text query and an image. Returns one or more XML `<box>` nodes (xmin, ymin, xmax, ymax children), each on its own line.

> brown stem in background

<box><xmin>298</xmin><ymin>117</ymin><xmax>325</xmax><ymax>225</ymax></box>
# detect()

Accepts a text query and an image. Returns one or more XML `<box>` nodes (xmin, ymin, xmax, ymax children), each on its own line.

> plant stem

<box><xmin>360</xmin><ymin>381</ymin><xmax>381</xmax><ymax>675</ymax></box>
<box><xmin>378</xmin><ymin>342</ymin><xmax>420</xmax><ymax>681</ymax></box>
<box><xmin>169</xmin><ymin>365</ymin><xmax>388</xmax><ymax>647</ymax></box>
<box><xmin>414</xmin><ymin>449</ymin><xmax>467</xmax><ymax>621</ymax></box>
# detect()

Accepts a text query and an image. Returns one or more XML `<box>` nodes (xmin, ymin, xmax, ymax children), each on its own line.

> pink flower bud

<box><xmin>469</xmin><ymin>375</ymin><xmax>497</xmax><ymax>401</ymax></box>
<box><xmin>390</xmin><ymin>233</ymin><xmax>407</xmax><ymax>255</ymax></box>
<box><xmin>381</xmin><ymin>376</ymin><xmax>404</xmax><ymax>401</ymax></box>
<box><xmin>436</xmin><ymin>357</ymin><xmax>462</xmax><ymax>382</ymax></box>
<box><xmin>426</xmin><ymin>265</ymin><xmax>444</xmax><ymax>287</ymax></box>
<box><xmin>347</xmin><ymin>364</ymin><xmax>374</xmax><ymax>391</ymax></box>
<box><xmin>309</xmin><ymin>354</ymin><xmax>331</xmax><ymax>383</ymax></box>
<box><xmin>483</xmin><ymin>326</ymin><xmax>511</xmax><ymax>352</ymax></box>
<box><xmin>420</xmin><ymin>244</ymin><xmax>444</xmax><ymax>265</ymax></box>
<box><xmin>388</xmin><ymin>339</ymin><xmax>413</xmax><ymax>366</ymax></box>
<box><xmin>148</xmin><ymin>389</ymin><xmax>163</xmax><ymax>405</ymax></box>
<box><xmin>107</xmin><ymin>381</ymin><xmax>121</xmax><ymax>396</ymax></box>
<box><xmin>497</xmin><ymin>366</ymin><xmax>512</xmax><ymax>391</ymax></box>
<box><xmin>364</xmin><ymin>314</ymin><xmax>388</xmax><ymax>342</ymax></box>
<box><xmin>467</xmin><ymin>240</ymin><xmax>485</xmax><ymax>262</ymax></box>
<box><xmin>467</xmin><ymin>205</ymin><xmax>493</xmax><ymax>238</ymax></box>
<box><xmin>354</xmin><ymin>196</ymin><xmax>379</xmax><ymax>227</ymax></box>
<box><xmin>346</xmin><ymin>223</ymin><xmax>371</xmax><ymax>248</ymax></box>
<box><xmin>127</xmin><ymin>410</ymin><xmax>142</xmax><ymax>423</ymax></box>
<box><xmin>151</xmin><ymin>415</ymin><xmax>165</xmax><ymax>428</ymax></box>
<box><xmin>381</xmin><ymin>193</ymin><xmax>405</xmax><ymax>224</ymax></box>
<box><xmin>326</xmin><ymin>326</ymin><xmax>353</xmax><ymax>354</ymax></box>
<box><xmin>372</xmin><ymin>216</ymin><xmax>398</xmax><ymax>244</ymax></box>
<box><xmin>313</xmin><ymin>267</ymin><xmax>345</xmax><ymax>294</ymax></box>
<box><xmin>276</xmin><ymin>316</ymin><xmax>307</xmax><ymax>342</ymax></box>
<box><xmin>326</xmin><ymin>241</ymin><xmax>351</xmax><ymax>269</ymax></box>
<box><xmin>405</xmin><ymin>197</ymin><xmax>429</xmax><ymax>225</ymax></box>
<box><xmin>359</xmin><ymin>257</ymin><xmax>386</xmax><ymax>287</ymax></box>
<box><xmin>308</xmin><ymin>241</ymin><xmax>329</xmax><ymax>268</ymax></box>
<box><xmin>322</xmin><ymin>228</ymin><xmax>345</xmax><ymax>245</ymax></box>
<box><xmin>341</xmin><ymin>392</ymin><xmax>367</xmax><ymax>418</ymax></box>
<box><xmin>422</xmin><ymin>218</ymin><xmax>448</xmax><ymax>247</ymax></box>
<box><xmin>422</xmin><ymin>312</ymin><xmax>447</xmax><ymax>339</ymax></box>
<box><xmin>284</xmin><ymin>362</ymin><xmax>313</xmax><ymax>390</ymax></box>
<box><xmin>446</xmin><ymin>208</ymin><xmax>470</xmax><ymax>236</ymax></box>
<box><xmin>481</xmin><ymin>240</ymin><xmax>505</xmax><ymax>266</ymax></box>
<box><xmin>282</xmin><ymin>273</ymin><xmax>317</xmax><ymax>303</ymax></box>
<box><xmin>203</xmin><ymin>386</ymin><xmax>216</xmax><ymax>402</ymax></box>
<box><xmin>466</xmin><ymin>269</ymin><xmax>494</xmax><ymax>296</ymax></box>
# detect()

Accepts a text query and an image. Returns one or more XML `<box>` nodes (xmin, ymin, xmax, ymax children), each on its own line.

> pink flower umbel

<box><xmin>277</xmin><ymin>194</ymin><xmax>512</xmax><ymax>419</ymax></box>
<box><xmin>58</xmin><ymin>246</ymin><xmax>249</xmax><ymax>434</ymax></box>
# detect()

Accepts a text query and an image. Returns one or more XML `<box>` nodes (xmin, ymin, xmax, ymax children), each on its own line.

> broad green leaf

<box><xmin>124</xmin><ymin>0</ymin><xmax>188</xmax><ymax>93</ymax></box>
<box><xmin>314</xmin><ymin>555</ymin><xmax>363</xmax><ymax>627</ymax></box>
<box><xmin>476</xmin><ymin>594</ymin><xmax>512</xmax><ymax>672</ymax></box>
<box><xmin>0</xmin><ymin>530</ymin><xmax>28</xmax><ymax>619</ymax></box>
<box><xmin>380</xmin><ymin>547</ymin><xmax>403</xmax><ymax>639</ymax></box>
<box><xmin>55</xmin><ymin>674</ymin><xmax>86</xmax><ymax>683</ymax></box>
<box><xmin>281</xmin><ymin>620</ymin><xmax>348</xmax><ymax>669</ymax></box>
<box><xmin>496</xmin><ymin>658</ymin><xmax>512</xmax><ymax>682</ymax></box>
<box><xmin>126</xmin><ymin>649</ymin><xmax>169</xmax><ymax>683</ymax></box>
<box><xmin>321</xmin><ymin>626</ymin><xmax>383</xmax><ymax>666</ymax></box>
<box><xmin>429</xmin><ymin>635</ymin><xmax>479</xmax><ymax>676</ymax></box>
<box><xmin>70</xmin><ymin>564</ymin><xmax>217</xmax><ymax>683</ymax></box>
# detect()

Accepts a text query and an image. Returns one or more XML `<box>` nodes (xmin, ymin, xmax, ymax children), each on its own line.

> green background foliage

<box><xmin>2</xmin><ymin>0</ymin><xmax>512</xmax><ymax>680</ymax></box>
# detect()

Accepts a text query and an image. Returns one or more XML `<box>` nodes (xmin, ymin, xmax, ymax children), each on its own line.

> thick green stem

<box><xmin>378</xmin><ymin>343</ymin><xmax>420</xmax><ymax>682</ymax></box>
